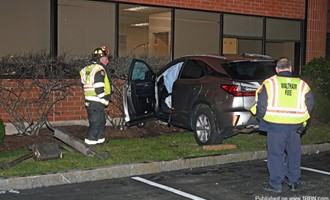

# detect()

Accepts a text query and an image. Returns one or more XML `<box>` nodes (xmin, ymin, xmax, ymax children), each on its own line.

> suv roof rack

<box><xmin>241</xmin><ymin>53</ymin><xmax>272</xmax><ymax>60</ymax></box>
<box><xmin>187</xmin><ymin>54</ymin><xmax>227</xmax><ymax>60</ymax></box>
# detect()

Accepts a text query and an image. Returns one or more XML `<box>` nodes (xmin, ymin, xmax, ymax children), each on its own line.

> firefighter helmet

<box><xmin>92</xmin><ymin>45</ymin><xmax>110</xmax><ymax>58</ymax></box>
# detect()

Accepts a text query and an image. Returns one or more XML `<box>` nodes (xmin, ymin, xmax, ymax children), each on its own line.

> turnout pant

<box><xmin>86</xmin><ymin>101</ymin><xmax>106</xmax><ymax>140</ymax></box>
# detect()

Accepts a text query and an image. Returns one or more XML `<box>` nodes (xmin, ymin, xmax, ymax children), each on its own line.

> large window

<box><xmin>265</xmin><ymin>18</ymin><xmax>301</xmax><ymax>70</ymax></box>
<box><xmin>326</xmin><ymin>33</ymin><xmax>330</xmax><ymax>58</ymax></box>
<box><xmin>0</xmin><ymin>0</ymin><xmax>50</xmax><ymax>57</ymax></box>
<box><xmin>58</xmin><ymin>0</ymin><xmax>116</xmax><ymax>58</ymax></box>
<box><xmin>119</xmin><ymin>4</ymin><xmax>171</xmax><ymax>58</ymax></box>
<box><xmin>174</xmin><ymin>10</ymin><xmax>221</xmax><ymax>58</ymax></box>
<box><xmin>0</xmin><ymin>1</ymin><xmax>304</xmax><ymax>73</ymax></box>
<box><xmin>223</xmin><ymin>14</ymin><xmax>263</xmax><ymax>55</ymax></box>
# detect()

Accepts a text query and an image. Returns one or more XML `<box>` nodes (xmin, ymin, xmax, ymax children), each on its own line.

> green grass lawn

<box><xmin>0</xmin><ymin>124</ymin><xmax>329</xmax><ymax>178</ymax></box>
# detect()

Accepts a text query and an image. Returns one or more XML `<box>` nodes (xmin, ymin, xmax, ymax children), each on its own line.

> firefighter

<box><xmin>80</xmin><ymin>46</ymin><xmax>112</xmax><ymax>145</ymax></box>
<box><xmin>250</xmin><ymin>57</ymin><xmax>314</xmax><ymax>193</ymax></box>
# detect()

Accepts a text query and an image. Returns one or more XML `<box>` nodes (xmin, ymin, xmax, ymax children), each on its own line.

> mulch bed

<box><xmin>0</xmin><ymin>121</ymin><xmax>184</xmax><ymax>153</ymax></box>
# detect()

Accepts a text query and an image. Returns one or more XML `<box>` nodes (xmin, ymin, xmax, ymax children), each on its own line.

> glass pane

<box><xmin>265</xmin><ymin>42</ymin><xmax>297</xmax><ymax>67</ymax></box>
<box><xmin>326</xmin><ymin>33</ymin><xmax>330</xmax><ymax>58</ymax></box>
<box><xmin>266</xmin><ymin>18</ymin><xmax>301</xmax><ymax>40</ymax></box>
<box><xmin>132</xmin><ymin>61</ymin><xmax>150</xmax><ymax>81</ymax></box>
<box><xmin>0</xmin><ymin>0</ymin><xmax>50</xmax><ymax>57</ymax></box>
<box><xmin>119</xmin><ymin>4</ymin><xmax>171</xmax><ymax>58</ymax></box>
<box><xmin>180</xmin><ymin>60</ymin><xmax>205</xmax><ymax>79</ymax></box>
<box><xmin>58</xmin><ymin>0</ymin><xmax>115</xmax><ymax>58</ymax></box>
<box><xmin>238</xmin><ymin>39</ymin><xmax>262</xmax><ymax>54</ymax></box>
<box><xmin>223</xmin><ymin>38</ymin><xmax>262</xmax><ymax>55</ymax></box>
<box><xmin>174</xmin><ymin>10</ymin><xmax>221</xmax><ymax>58</ymax></box>
<box><xmin>223</xmin><ymin>14</ymin><xmax>263</xmax><ymax>37</ymax></box>
<box><xmin>223</xmin><ymin>61</ymin><xmax>277</xmax><ymax>80</ymax></box>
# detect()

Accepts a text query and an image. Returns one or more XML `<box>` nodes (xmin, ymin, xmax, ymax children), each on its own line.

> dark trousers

<box><xmin>267</xmin><ymin>129</ymin><xmax>301</xmax><ymax>190</ymax></box>
<box><xmin>86</xmin><ymin>101</ymin><xmax>106</xmax><ymax>140</ymax></box>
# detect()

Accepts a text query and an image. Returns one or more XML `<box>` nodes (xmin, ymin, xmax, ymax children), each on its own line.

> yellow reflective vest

<box><xmin>80</xmin><ymin>63</ymin><xmax>111</xmax><ymax>106</ymax></box>
<box><xmin>250</xmin><ymin>75</ymin><xmax>310</xmax><ymax>124</ymax></box>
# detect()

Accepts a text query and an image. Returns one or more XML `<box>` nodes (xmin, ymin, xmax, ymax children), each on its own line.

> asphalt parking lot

<box><xmin>1</xmin><ymin>151</ymin><xmax>329</xmax><ymax>200</ymax></box>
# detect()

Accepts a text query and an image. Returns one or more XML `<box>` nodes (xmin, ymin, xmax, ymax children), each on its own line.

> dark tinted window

<box><xmin>180</xmin><ymin>60</ymin><xmax>206</xmax><ymax>79</ymax></box>
<box><xmin>223</xmin><ymin>61</ymin><xmax>276</xmax><ymax>80</ymax></box>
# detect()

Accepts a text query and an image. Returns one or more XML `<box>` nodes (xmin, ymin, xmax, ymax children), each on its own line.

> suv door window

<box><xmin>131</xmin><ymin>62</ymin><xmax>153</xmax><ymax>81</ymax></box>
<box><xmin>173</xmin><ymin>59</ymin><xmax>204</xmax><ymax>123</ymax></box>
<box><xmin>179</xmin><ymin>60</ymin><xmax>205</xmax><ymax>79</ymax></box>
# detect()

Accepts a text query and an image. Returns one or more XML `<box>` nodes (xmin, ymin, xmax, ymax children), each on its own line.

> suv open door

<box><xmin>123</xmin><ymin>59</ymin><xmax>156</xmax><ymax>126</ymax></box>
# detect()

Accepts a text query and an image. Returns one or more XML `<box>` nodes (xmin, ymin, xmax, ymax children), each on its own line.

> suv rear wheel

<box><xmin>192</xmin><ymin>104</ymin><xmax>223</xmax><ymax>145</ymax></box>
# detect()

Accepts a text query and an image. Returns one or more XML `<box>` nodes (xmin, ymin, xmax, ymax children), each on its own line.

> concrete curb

<box><xmin>1</xmin><ymin>143</ymin><xmax>329</xmax><ymax>191</ymax></box>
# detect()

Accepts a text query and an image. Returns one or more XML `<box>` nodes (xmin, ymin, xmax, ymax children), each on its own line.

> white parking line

<box><xmin>300</xmin><ymin>166</ymin><xmax>330</xmax><ymax>176</ymax></box>
<box><xmin>263</xmin><ymin>160</ymin><xmax>330</xmax><ymax>176</ymax></box>
<box><xmin>132</xmin><ymin>176</ymin><xmax>206</xmax><ymax>200</ymax></box>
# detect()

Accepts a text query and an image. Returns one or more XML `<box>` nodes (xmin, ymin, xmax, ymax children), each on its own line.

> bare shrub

<box><xmin>0</xmin><ymin>52</ymin><xmax>169</xmax><ymax>135</ymax></box>
<box><xmin>0</xmin><ymin>52</ymin><xmax>78</xmax><ymax>135</ymax></box>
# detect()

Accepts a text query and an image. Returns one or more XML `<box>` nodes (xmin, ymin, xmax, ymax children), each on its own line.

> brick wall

<box><xmin>306</xmin><ymin>0</ymin><xmax>328</xmax><ymax>62</ymax></box>
<box><xmin>0</xmin><ymin>79</ymin><xmax>85</xmax><ymax>124</ymax></box>
<box><xmin>0</xmin><ymin>79</ymin><xmax>122</xmax><ymax>125</ymax></box>
<box><xmin>116</xmin><ymin>0</ymin><xmax>306</xmax><ymax>19</ymax></box>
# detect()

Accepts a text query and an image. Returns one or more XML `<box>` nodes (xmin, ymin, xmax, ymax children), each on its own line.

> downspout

<box><xmin>50</xmin><ymin>0</ymin><xmax>58</xmax><ymax>57</ymax></box>
<box><xmin>50</xmin><ymin>0</ymin><xmax>58</xmax><ymax>123</ymax></box>
<box><xmin>301</xmin><ymin>0</ymin><xmax>309</xmax><ymax>75</ymax></box>
<box><xmin>170</xmin><ymin>9</ymin><xmax>175</xmax><ymax>61</ymax></box>
<box><xmin>115</xmin><ymin>3</ymin><xmax>119</xmax><ymax>57</ymax></box>
<box><xmin>220</xmin><ymin>13</ymin><xmax>224</xmax><ymax>56</ymax></box>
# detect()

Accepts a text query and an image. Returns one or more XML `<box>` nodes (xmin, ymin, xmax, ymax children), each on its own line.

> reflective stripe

<box><xmin>83</xmin><ymin>86</ymin><xmax>94</xmax><ymax>91</ymax></box>
<box><xmin>85</xmin><ymin>96</ymin><xmax>109</xmax><ymax>105</ymax></box>
<box><xmin>84</xmin><ymin>89</ymin><xmax>94</xmax><ymax>92</ymax></box>
<box><xmin>80</xmin><ymin>70</ymin><xmax>86</xmax><ymax>84</ymax></box>
<box><xmin>94</xmin><ymin>82</ymin><xmax>105</xmax><ymax>88</ymax></box>
<box><xmin>267</xmin><ymin>107</ymin><xmax>308</xmax><ymax>112</ymax></box>
<box><xmin>265</xmin><ymin>109</ymin><xmax>308</xmax><ymax>116</ymax></box>
<box><xmin>90</xmin><ymin>65</ymin><xmax>102</xmax><ymax>84</ymax></box>
<box><xmin>98</xmin><ymin>92</ymin><xmax>105</xmax><ymax>98</ymax></box>
<box><xmin>298</xmin><ymin>81</ymin><xmax>307</xmax><ymax>110</ymax></box>
<box><xmin>267</xmin><ymin>76</ymin><xmax>277</xmax><ymax>107</ymax></box>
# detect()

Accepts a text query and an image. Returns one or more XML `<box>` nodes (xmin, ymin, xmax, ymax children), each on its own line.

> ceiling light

<box><xmin>131</xmin><ymin>23</ymin><xmax>149</xmax><ymax>27</ymax></box>
<box><xmin>125</xmin><ymin>6</ymin><xmax>149</xmax><ymax>12</ymax></box>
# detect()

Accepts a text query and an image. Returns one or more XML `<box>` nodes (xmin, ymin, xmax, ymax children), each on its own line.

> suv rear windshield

<box><xmin>223</xmin><ymin>60</ymin><xmax>277</xmax><ymax>81</ymax></box>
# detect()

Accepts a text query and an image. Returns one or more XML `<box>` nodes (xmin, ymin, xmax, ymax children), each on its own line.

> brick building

<box><xmin>0</xmin><ymin>0</ymin><xmax>329</xmax><ymax>133</ymax></box>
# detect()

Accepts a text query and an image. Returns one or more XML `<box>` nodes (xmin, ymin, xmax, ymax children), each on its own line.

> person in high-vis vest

<box><xmin>80</xmin><ymin>46</ymin><xmax>112</xmax><ymax>145</ymax></box>
<box><xmin>250</xmin><ymin>57</ymin><xmax>314</xmax><ymax>193</ymax></box>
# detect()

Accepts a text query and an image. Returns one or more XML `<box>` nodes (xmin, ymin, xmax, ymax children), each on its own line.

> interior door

<box><xmin>154</xmin><ymin>32</ymin><xmax>169</xmax><ymax>56</ymax></box>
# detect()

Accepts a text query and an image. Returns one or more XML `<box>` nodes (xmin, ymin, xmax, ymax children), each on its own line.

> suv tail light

<box><xmin>220</xmin><ymin>84</ymin><xmax>256</xmax><ymax>96</ymax></box>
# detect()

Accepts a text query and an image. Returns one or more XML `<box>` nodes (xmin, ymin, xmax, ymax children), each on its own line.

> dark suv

<box><xmin>123</xmin><ymin>54</ymin><xmax>276</xmax><ymax>145</ymax></box>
